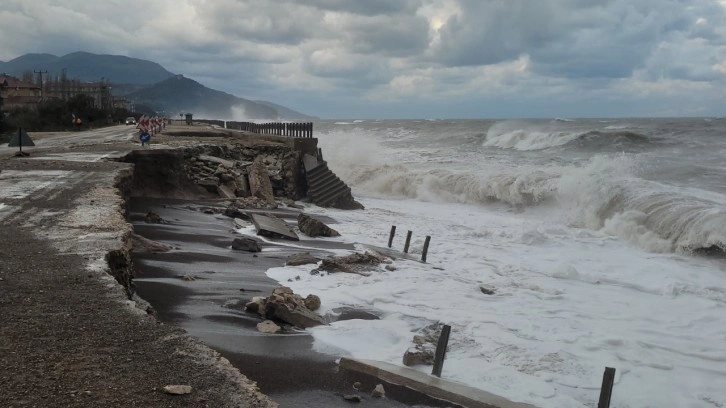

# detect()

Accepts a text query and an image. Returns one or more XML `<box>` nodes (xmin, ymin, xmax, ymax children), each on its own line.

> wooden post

<box><xmin>421</xmin><ymin>236</ymin><xmax>431</xmax><ymax>262</ymax></box>
<box><xmin>598</xmin><ymin>367</ymin><xmax>616</xmax><ymax>408</ymax></box>
<box><xmin>404</xmin><ymin>231</ymin><xmax>412</xmax><ymax>253</ymax></box>
<box><xmin>387</xmin><ymin>226</ymin><xmax>396</xmax><ymax>248</ymax></box>
<box><xmin>431</xmin><ymin>325</ymin><xmax>451</xmax><ymax>377</ymax></box>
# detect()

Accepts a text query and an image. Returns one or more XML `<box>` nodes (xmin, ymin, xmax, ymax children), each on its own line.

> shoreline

<box><xmin>127</xmin><ymin>196</ymin><xmax>460</xmax><ymax>407</ymax></box>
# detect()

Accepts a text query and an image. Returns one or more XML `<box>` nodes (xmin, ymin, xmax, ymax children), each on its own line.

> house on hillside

<box><xmin>0</xmin><ymin>74</ymin><xmax>41</xmax><ymax>110</ymax></box>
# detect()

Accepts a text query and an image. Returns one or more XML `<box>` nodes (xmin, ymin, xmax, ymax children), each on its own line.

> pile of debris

<box><xmin>314</xmin><ymin>251</ymin><xmax>393</xmax><ymax>276</ymax></box>
<box><xmin>245</xmin><ymin>286</ymin><xmax>325</xmax><ymax>332</ymax></box>
<box><xmin>183</xmin><ymin>144</ymin><xmax>304</xmax><ymax>204</ymax></box>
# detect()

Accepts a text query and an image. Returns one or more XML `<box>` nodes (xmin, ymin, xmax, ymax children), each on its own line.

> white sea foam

<box><xmin>262</xmin><ymin>119</ymin><xmax>726</xmax><ymax>407</ymax></box>
<box><xmin>265</xmin><ymin>197</ymin><xmax>726</xmax><ymax>408</ymax></box>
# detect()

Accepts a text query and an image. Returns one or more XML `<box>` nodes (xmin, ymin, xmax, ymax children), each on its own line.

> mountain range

<box><xmin>0</xmin><ymin>52</ymin><xmax>315</xmax><ymax>119</ymax></box>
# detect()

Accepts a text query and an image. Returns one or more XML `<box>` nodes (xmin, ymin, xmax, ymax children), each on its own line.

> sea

<box><xmin>261</xmin><ymin>118</ymin><xmax>726</xmax><ymax>408</ymax></box>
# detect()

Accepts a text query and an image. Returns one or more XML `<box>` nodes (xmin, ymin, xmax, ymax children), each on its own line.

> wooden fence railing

<box><xmin>190</xmin><ymin>119</ymin><xmax>314</xmax><ymax>138</ymax></box>
<box><xmin>233</xmin><ymin>121</ymin><xmax>314</xmax><ymax>138</ymax></box>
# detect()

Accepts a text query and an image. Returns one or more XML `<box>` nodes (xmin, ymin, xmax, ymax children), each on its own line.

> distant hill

<box><xmin>0</xmin><ymin>52</ymin><xmax>174</xmax><ymax>85</ymax></box>
<box><xmin>127</xmin><ymin>75</ymin><xmax>278</xmax><ymax>119</ymax></box>
<box><xmin>1</xmin><ymin>52</ymin><xmax>315</xmax><ymax>119</ymax></box>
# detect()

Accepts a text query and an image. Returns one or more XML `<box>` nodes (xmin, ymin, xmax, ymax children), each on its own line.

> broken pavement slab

<box><xmin>339</xmin><ymin>358</ymin><xmax>536</xmax><ymax>408</ymax></box>
<box><xmin>251</xmin><ymin>213</ymin><xmax>299</xmax><ymax>241</ymax></box>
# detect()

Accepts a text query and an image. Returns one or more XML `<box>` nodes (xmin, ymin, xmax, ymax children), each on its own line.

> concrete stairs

<box><xmin>304</xmin><ymin>155</ymin><xmax>361</xmax><ymax>209</ymax></box>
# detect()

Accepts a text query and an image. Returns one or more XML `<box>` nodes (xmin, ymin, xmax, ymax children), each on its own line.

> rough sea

<box><xmin>262</xmin><ymin>118</ymin><xmax>726</xmax><ymax>407</ymax></box>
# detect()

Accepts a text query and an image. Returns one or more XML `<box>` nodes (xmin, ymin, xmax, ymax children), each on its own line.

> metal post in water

<box><xmin>598</xmin><ymin>367</ymin><xmax>616</xmax><ymax>408</ymax></box>
<box><xmin>431</xmin><ymin>325</ymin><xmax>451</xmax><ymax>377</ymax></box>
<box><xmin>404</xmin><ymin>231</ymin><xmax>413</xmax><ymax>253</ymax></box>
<box><xmin>421</xmin><ymin>236</ymin><xmax>431</xmax><ymax>262</ymax></box>
<box><xmin>388</xmin><ymin>226</ymin><xmax>396</xmax><ymax>248</ymax></box>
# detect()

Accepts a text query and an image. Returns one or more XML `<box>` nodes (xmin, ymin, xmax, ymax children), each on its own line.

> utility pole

<box><xmin>34</xmin><ymin>70</ymin><xmax>48</xmax><ymax>102</ymax></box>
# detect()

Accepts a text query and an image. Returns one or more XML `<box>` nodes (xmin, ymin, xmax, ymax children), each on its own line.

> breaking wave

<box><xmin>484</xmin><ymin>123</ymin><xmax>655</xmax><ymax>152</ymax></box>
<box><xmin>318</xmin><ymin>125</ymin><xmax>726</xmax><ymax>256</ymax></box>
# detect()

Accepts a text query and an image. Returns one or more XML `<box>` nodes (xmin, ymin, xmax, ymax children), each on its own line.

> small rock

<box><xmin>479</xmin><ymin>284</ymin><xmax>496</xmax><ymax>295</ymax></box>
<box><xmin>353</xmin><ymin>381</ymin><xmax>362</xmax><ymax>390</ymax></box>
<box><xmin>286</xmin><ymin>252</ymin><xmax>319</xmax><ymax>266</ymax></box>
<box><xmin>343</xmin><ymin>394</ymin><xmax>362</xmax><ymax>403</ymax></box>
<box><xmin>385</xmin><ymin>265</ymin><xmax>396</xmax><ymax>271</ymax></box>
<box><xmin>233</xmin><ymin>218</ymin><xmax>248</xmax><ymax>229</ymax></box>
<box><xmin>304</xmin><ymin>294</ymin><xmax>321</xmax><ymax>311</ymax></box>
<box><xmin>245</xmin><ymin>296</ymin><xmax>265</xmax><ymax>314</ymax></box>
<box><xmin>144</xmin><ymin>212</ymin><xmax>164</xmax><ymax>224</ymax></box>
<box><xmin>163</xmin><ymin>385</ymin><xmax>192</xmax><ymax>395</ymax></box>
<box><xmin>232</xmin><ymin>237</ymin><xmax>261</xmax><ymax>252</ymax></box>
<box><xmin>257</xmin><ymin>320</ymin><xmax>281</xmax><ymax>334</ymax></box>
<box><xmin>371</xmin><ymin>384</ymin><xmax>385</xmax><ymax>398</ymax></box>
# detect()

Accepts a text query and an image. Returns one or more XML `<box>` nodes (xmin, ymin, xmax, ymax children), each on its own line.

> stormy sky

<box><xmin>1</xmin><ymin>0</ymin><xmax>725</xmax><ymax>118</ymax></box>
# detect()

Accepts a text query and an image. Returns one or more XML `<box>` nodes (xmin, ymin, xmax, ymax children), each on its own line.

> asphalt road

<box><xmin>0</xmin><ymin>126</ymin><xmax>277</xmax><ymax>408</ymax></box>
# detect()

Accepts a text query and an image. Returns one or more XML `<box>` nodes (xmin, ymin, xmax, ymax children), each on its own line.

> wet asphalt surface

<box><xmin>129</xmin><ymin>197</ymin><xmax>459</xmax><ymax>408</ymax></box>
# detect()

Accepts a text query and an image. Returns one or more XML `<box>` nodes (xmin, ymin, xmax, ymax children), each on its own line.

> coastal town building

<box><xmin>0</xmin><ymin>73</ymin><xmax>123</xmax><ymax>111</ymax></box>
<box><xmin>0</xmin><ymin>74</ymin><xmax>41</xmax><ymax>110</ymax></box>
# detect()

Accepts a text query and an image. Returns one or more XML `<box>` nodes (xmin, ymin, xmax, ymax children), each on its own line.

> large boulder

<box><xmin>265</xmin><ymin>298</ymin><xmax>325</xmax><ymax>328</ymax></box>
<box><xmin>248</xmin><ymin>158</ymin><xmax>276</xmax><ymax>206</ymax></box>
<box><xmin>247</xmin><ymin>286</ymin><xmax>325</xmax><ymax>329</ymax></box>
<box><xmin>297</xmin><ymin>213</ymin><xmax>340</xmax><ymax>237</ymax></box>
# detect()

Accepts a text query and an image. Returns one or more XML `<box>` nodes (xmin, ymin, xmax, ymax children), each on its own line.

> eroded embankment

<box><xmin>118</xmin><ymin>145</ymin><xmax>466</xmax><ymax>408</ymax></box>
<box><xmin>102</xmin><ymin>154</ymin><xmax>280</xmax><ymax>408</ymax></box>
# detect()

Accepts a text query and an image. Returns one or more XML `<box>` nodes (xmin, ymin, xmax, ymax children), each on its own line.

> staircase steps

<box><xmin>304</xmin><ymin>158</ymin><xmax>360</xmax><ymax>209</ymax></box>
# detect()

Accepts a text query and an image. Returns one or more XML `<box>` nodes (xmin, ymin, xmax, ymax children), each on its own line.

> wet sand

<box><xmin>129</xmin><ymin>198</ymin><xmax>459</xmax><ymax>408</ymax></box>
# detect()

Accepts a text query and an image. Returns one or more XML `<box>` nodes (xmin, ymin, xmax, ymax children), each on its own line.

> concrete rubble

<box><xmin>245</xmin><ymin>286</ymin><xmax>325</xmax><ymax>329</ymax></box>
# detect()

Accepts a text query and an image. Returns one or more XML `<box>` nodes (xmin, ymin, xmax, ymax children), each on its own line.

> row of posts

<box><xmin>387</xmin><ymin>225</ymin><xmax>431</xmax><ymax>263</ymax></box>
<box><xmin>429</xmin><ymin>324</ymin><xmax>615</xmax><ymax>407</ymax></box>
<box><xmin>238</xmin><ymin>121</ymin><xmax>313</xmax><ymax>138</ymax></box>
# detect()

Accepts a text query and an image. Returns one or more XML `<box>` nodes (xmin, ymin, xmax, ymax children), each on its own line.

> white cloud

<box><xmin>1</xmin><ymin>0</ymin><xmax>725</xmax><ymax>118</ymax></box>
